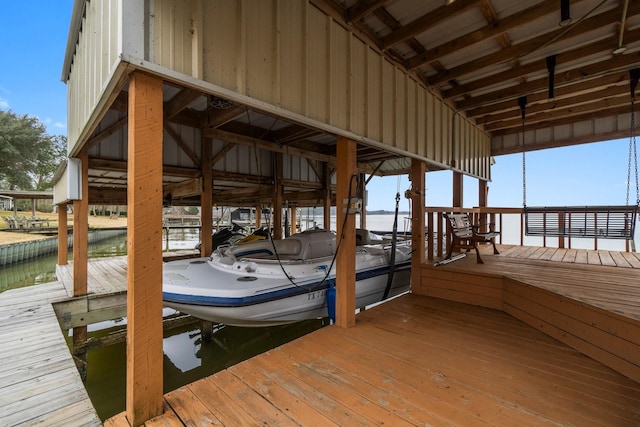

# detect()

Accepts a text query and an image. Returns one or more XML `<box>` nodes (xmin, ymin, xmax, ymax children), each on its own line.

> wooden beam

<box><xmin>164</xmin><ymin>123</ymin><xmax>201</xmax><ymax>168</ymax></box>
<box><xmin>429</xmin><ymin>4</ymin><xmax>637</xmax><ymax>85</ymax></box>
<box><xmin>57</xmin><ymin>203</ymin><xmax>68</xmax><ymax>266</ymax></box>
<box><xmin>453</xmin><ymin>172</ymin><xmax>463</xmax><ymax>208</ymax></box>
<box><xmin>468</xmin><ymin>72</ymin><xmax>628</xmax><ymax>118</ymax></box>
<box><xmin>255</xmin><ymin>205</ymin><xmax>261</xmax><ymax>229</ymax></box>
<box><xmin>381</xmin><ymin>0</ymin><xmax>479</xmax><ymax>50</ymax></box>
<box><xmin>290</xmin><ymin>204</ymin><xmax>297</xmax><ymax>235</ymax></box>
<box><xmin>72</xmin><ymin>150</ymin><xmax>89</xmax><ymax>379</ymax></box>
<box><xmin>163</xmin><ymin>178</ymin><xmax>203</xmax><ymax>199</ymax></box>
<box><xmin>476</xmin><ymin>85</ymin><xmax>629</xmax><ymax>126</ymax></box>
<box><xmin>410</xmin><ymin>159</ymin><xmax>426</xmax><ymax>294</ymax></box>
<box><xmin>273</xmin><ymin>153</ymin><xmax>283</xmax><ymax>240</ymax></box>
<box><xmin>335</xmin><ymin>136</ymin><xmax>357</xmax><ymax>328</ymax></box>
<box><xmin>164</xmin><ymin>88</ymin><xmax>201</xmax><ymax>119</ymax></box>
<box><xmin>86</xmin><ymin>117</ymin><xmax>127</xmax><ymax>150</ymax></box>
<box><xmin>456</xmin><ymin>52</ymin><xmax>640</xmax><ymax>110</ymax></box>
<box><xmin>206</xmin><ymin>128</ymin><xmax>335</xmax><ymax>164</ymax></box>
<box><xmin>346</xmin><ymin>0</ymin><xmax>386</xmax><ymax>23</ymax></box>
<box><xmin>204</xmin><ymin>104</ymin><xmax>245</xmax><ymax>128</ymax></box>
<box><xmin>201</xmin><ymin>137</ymin><xmax>213</xmax><ymax>257</ymax></box>
<box><xmin>444</xmin><ymin>29</ymin><xmax>640</xmax><ymax>100</ymax></box>
<box><xmin>73</xmin><ymin>150</ymin><xmax>89</xmax><ymax>297</ymax></box>
<box><xmin>323</xmin><ymin>163</ymin><xmax>332</xmax><ymax>230</ymax></box>
<box><xmin>407</xmin><ymin>0</ymin><xmax>560</xmax><ymax>70</ymax></box>
<box><xmin>493</xmin><ymin>104</ymin><xmax>632</xmax><ymax>137</ymax></box>
<box><xmin>485</xmin><ymin>94</ymin><xmax>630</xmax><ymax>132</ymax></box>
<box><xmin>126</xmin><ymin>71</ymin><xmax>164</xmax><ymax>425</ymax></box>
<box><xmin>211</xmin><ymin>143</ymin><xmax>235</xmax><ymax>167</ymax></box>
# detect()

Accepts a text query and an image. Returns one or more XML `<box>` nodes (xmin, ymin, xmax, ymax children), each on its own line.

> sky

<box><xmin>0</xmin><ymin>2</ymin><xmax>635</xmax><ymax>212</ymax></box>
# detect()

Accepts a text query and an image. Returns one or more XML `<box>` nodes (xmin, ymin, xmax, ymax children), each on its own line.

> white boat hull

<box><xmin>164</xmin><ymin>265</ymin><xmax>410</xmax><ymax>326</ymax></box>
<box><xmin>162</xmin><ymin>229</ymin><xmax>412</xmax><ymax>327</ymax></box>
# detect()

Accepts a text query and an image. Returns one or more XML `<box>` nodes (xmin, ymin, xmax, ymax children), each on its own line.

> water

<box><xmin>85</xmin><ymin>318</ymin><xmax>326</xmax><ymax>420</ymax></box>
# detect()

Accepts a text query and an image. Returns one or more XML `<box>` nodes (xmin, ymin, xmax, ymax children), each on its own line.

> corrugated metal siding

<box><xmin>491</xmin><ymin>112</ymin><xmax>632</xmax><ymax>157</ymax></box>
<box><xmin>148</xmin><ymin>0</ymin><xmax>490</xmax><ymax>178</ymax></box>
<box><xmin>66</xmin><ymin>0</ymin><xmax>121</xmax><ymax>154</ymax></box>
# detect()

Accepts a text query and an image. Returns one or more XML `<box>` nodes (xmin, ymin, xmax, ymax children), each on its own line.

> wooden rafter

<box><xmin>164</xmin><ymin>88</ymin><xmax>201</xmax><ymax>119</ymax></box>
<box><xmin>477</xmin><ymin>84</ymin><xmax>629</xmax><ymax>126</ymax></box>
<box><xmin>456</xmin><ymin>52</ymin><xmax>640</xmax><ymax>112</ymax></box>
<box><xmin>346</xmin><ymin>0</ymin><xmax>386</xmax><ymax>23</ymax></box>
<box><xmin>444</xmin><ymin>28</ymin><xmax>640</xmax><ymax>100</ymax></box>
<box><xmin>86</xmin><ymin>117</ymin><xmax>127</xmax><ymax>150</ymax></box>
<box><xmin>429</xmin><ymin>4</ymin><xmax>637</xmax><ymax>86</ymax></box>
<box><xmin>468</xmin><ymin>72</ymin><xmax>629</xmax><ymax>118</ymax></box>
<box><xmin>163</xmin><ymin>123</ymin><xmax>201</xmax><ymax>168</ymax></box>
<box><xmin>406</xmin><ymin>0</ymin><xmax>563</xmax><ymax>70</ymax></box>
<box><xmin>205</xmin><ymin>104</ymin><xmax>245</xmax><ymax>128</ymax></box>
<box><xmin>381</xmin><ymin>0</ymin><xmax>480</xmax><ymax>50</ymax></box>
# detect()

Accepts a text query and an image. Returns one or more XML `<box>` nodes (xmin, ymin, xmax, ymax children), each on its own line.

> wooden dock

<box><xmin>106</xmin><ymin>293</ymin><xmax>640</xmax><ymax>426</ymax></box>
<box><xmin>0</xmin><ymin>281</ymin><xmax>101</xmax><ymax>426</ymax></box>
<box><xmin>104</xmin><ymin>245</ymin><xmax>640</xmax><ymax>426</ymax></box>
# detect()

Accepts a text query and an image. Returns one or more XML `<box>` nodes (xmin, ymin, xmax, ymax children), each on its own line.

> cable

<box><xmin>267</xmin><ymin>173</ymin><xmax>359</xmax><ymax>292</ymax></box>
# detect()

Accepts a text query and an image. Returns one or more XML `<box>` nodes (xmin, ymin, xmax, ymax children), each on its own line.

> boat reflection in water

<box><xmin>85</xmin><ymin>314</ymin><xmax>327</xmax><ymax>420</ymax></box>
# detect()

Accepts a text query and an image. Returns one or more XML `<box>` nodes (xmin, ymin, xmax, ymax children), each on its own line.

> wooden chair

<box><xmin>443</xmin><ymin>213</ymin><xmax>500</xmax><ymax>264</ymax></box>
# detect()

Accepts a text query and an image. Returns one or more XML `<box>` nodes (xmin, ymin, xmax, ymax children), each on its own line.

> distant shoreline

<box><xmin>366</xmin><ymin>210</ymin><xmax>410</xmax><ymax>215</ymax></box>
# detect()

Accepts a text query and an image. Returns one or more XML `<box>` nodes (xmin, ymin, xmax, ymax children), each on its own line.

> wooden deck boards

<box><xmin>0</xmin><ymin>282</ymin><xmax>101</xmax><ymax>426</ymax></box>
<box><xmin>107</xmin><ymin>295</ymin><xmax>640</xmax><ymax>426</ymax></box>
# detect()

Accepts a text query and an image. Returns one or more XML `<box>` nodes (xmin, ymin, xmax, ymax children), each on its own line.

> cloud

<box><xmin>54</xmin><ymin>122</ymin><xmax>66</xmax><ymax>129</ymax></box>
<box><xmin>0</xmin><ymin>97</ymin><xmax>8</xmax><ymax>109</ymax></box>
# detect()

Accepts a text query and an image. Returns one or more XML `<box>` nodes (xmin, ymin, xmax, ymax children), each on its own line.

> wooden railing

<box><xmin>424</xmin><ymin>207</ymin><xmax>636</xmax><ymax>260</ymax></box>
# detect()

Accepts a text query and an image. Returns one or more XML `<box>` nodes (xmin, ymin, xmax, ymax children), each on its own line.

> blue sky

<box><xmin>0</xmin><ymin>2</ymin><xmax>634</xmax><ymax>211</ymax></box>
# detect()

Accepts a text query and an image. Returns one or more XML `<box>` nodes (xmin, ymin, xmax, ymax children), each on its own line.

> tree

<box><xmin>0</xmin><ymin>110</ymin><xmax>66</xmax><ymax>190</ymax></box>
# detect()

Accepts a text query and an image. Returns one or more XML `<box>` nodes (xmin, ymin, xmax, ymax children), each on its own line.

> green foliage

<box><xmin>0</xmin><ymin>110</ymin><xmax>66</xmax><ymax>190</ymax></box>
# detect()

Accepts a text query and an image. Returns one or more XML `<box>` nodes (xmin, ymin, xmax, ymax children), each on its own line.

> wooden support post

<box><xmin>558</xmin><ymin>212</ymin><xmax>565</xmax><ymax>249</ymax></box>
<box><xmin>478</xmin><ymin>179</ymin><xmax>488</xmax><ymax>233</ymax></box>
<box><xmin>453</xmin><ymin>172</ymin><xmax>463</xmax><ymax>208</ymax></box>
<box><xmin>323</xmin><ymin>162</ymin><xmax>332</xmax><ymax>230</ymax></box>
<box><xmin>255</xmin><ymin>206</ymin><xmax>261</xmax><ymax>229</ymax></box>
<box><xmin>126</xmin><ymin>71</ymin><xmax>164</xmax><ymax>425</ymax></box>
<box><xmin>335</xmin><ymin>137</ymin><xmax>357</xmax><ymax>328</ymax></box>
<box><xmin>57</xmin><ymin>203</ymin><xmax>68</xmax><ymax>265</ymax></box>
<box><xmin>290</xmin><ymin>204</ymin><xmax>297</xmax><ymax>235</ymax></box>
<box><xmin>200</xmin><ymin>320</ymin><xmax>213</xmax><ymax>343</ymax></box>
<box><xmin>410</xmin><ymin>159</ymin><xmax>426</xmax><ymax>288</ymax></box>
<box><xmin>73</xmin><ymin>151</ymin><xmax>89</xmax><ymax>297</ymax></box>
<box><xmin>359</xmin><ymin>173</ymin><xmax>367</xmax><ymax>229</ymax></box>
<box><xmin>273</xmin><ymin>153</ymin><xmax>283</xmax><ymax>240</ymax></box>
<box><xmin>201</xmin><ymin>137</ymin><xmax>213</xmax><ymax>257</ymax></box>
<box><xmin>72</xmin><ymin>150</ymin><xmax>89</xmax><ymax>380</ymax></box>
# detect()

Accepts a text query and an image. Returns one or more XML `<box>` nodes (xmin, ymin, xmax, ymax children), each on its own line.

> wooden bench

<box><xmin>444</xmin><ymin>213</ymin><xmax>500</xmax><ymax>264</ymax></box>
<box><xmin>525</xmin><ymin>206</ymin><xmax>637</xmax><ymax>239</ymax></box>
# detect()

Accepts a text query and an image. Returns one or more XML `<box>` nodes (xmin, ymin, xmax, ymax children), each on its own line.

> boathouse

<box><xmin>51</xmin><ymin>0</ymin><xmax>640</xmax><ymax>425</ymax></box>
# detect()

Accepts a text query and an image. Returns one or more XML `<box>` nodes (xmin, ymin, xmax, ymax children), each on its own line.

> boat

<box><xmin>162</xmin><ymin>228</ymin><xmax>412</xmax><ymax>326</ymax></box>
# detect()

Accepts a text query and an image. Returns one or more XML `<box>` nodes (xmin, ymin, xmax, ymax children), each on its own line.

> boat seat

<box><xmin>356</xmin><ymin>229</ymin><xmax>384</xmax><ymax>246</ymax></box>
<box><xmin>273</xmin><ymin>239</ymin><xmax>302</xmax><ymax>257</ymax></box>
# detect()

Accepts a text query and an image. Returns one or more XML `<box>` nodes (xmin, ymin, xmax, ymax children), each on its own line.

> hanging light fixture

<box><xmin>559</xmin><ymin>0</ymin><xmax>572</xmax><ymax>26</ymax></box>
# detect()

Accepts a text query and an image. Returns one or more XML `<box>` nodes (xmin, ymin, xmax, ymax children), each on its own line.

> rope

<box><xmin>627</xmin><ymin>98</ymin><xmax>636</xmax><ymax>206</ymax></box>
<box><xmin>518</xmin><ymin>96</ymin><xmax>528</xmax><ymax>208</ymax></box>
